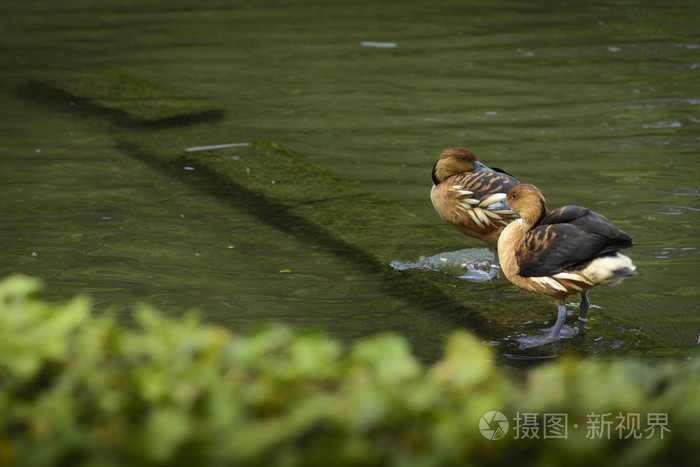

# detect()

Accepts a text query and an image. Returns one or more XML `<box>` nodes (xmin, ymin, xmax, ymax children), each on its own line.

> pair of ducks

<box><xmin>431</xmin><ymin>148</ymin><xmax>636</xmax><ymax>341</ymax></box>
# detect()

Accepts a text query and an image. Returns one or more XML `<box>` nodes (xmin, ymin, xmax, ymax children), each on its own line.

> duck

<box><xmin>487</xmin><ymin>184</ymin><xmax>637</xmax><ymax>340</ymax></box>
<box><xmin>431</xmin><ymin>148</ymin><xmax>522</xmax><ymax>279</ymax></box>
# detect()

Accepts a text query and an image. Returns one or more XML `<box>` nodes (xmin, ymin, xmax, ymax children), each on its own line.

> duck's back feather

<box><xmin>488</xmin><ymin>166</ymin><xmax>521</xmax><ymax>180</ymax></box>
<box><xmin>541</xmin><ymin>206</ymin><xmax>626</xmax><ymax>238</ymax></box>
<box><xmin>446</xmin><ymin>170</ymin><xmax>520</xmax><ymax>200</ymax></box>
<box><xmin>517</xmin><ymin>207</ymin><xmax>634</xmax><ymax>277</ymax></box>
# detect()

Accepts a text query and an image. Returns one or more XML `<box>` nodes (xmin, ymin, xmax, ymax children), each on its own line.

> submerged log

<box><xmin>26</xmin><ymin>69</ymin><xmax>223</xmax><ymax>127</ymax></box>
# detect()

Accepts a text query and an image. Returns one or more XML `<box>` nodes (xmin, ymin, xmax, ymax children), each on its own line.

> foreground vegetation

<box><xmin>0</xmin><ymin>275</ymin><xmax>697</xmax><ymax>466</ymax></box>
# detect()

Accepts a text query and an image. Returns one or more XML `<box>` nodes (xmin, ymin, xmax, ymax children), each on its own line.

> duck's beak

<box><xmin>487</xmin><ymin>199</ymin><xmax>510</xmax><ymax>211</ymax></box>
<box><xmin>473</xmin><ymin>161</ymin><xmax>489</xmax><ymax>172</ymax></box>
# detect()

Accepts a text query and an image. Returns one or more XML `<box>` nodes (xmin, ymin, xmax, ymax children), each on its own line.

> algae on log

<box><xmin>179</xmin><ymin>141</ymin><xmax>481</xmax><ymax>267</ymax></box>
<box><xmin>27</xmin><ymin>69</ymin><xmax>223</xmax><ymax>127</ymax></box>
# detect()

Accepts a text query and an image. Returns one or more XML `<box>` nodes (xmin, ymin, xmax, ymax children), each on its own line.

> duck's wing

<box><xmin>450</xmin><ymin>171</ymin><xmax>522</xmax><ymax>225</ymax></box>
<box><xmin>541</xmin><ymin>206</ymin><xmax>589</xmax><ymax>225</ymax></box>
<box><xmin>488</xmin><ymin>166</ymin><xmax>522</xmax><ymax>183</ymax></box>
<box><xmin>516</xmin><ymin>222</ymin><xmax>631</xmax><ymax>277</ymax></box>
<box><xmin>449</xmin><ymin>171</ymin><xmax>521</xmax><ymax>200</ymax></box>
<box><xmin>431</xmin><ymin>171</ymin><xmax>520</xmax><ymax>237</ymax></box>
<box><xmin>542</xmin><ymin>206</ymin><xmax>634</xmax><ymax>246</ymax></box>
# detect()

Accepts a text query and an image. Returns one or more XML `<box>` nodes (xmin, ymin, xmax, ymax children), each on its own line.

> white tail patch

<box><xmin>582</xmin><ymin>253</ymin><xmax>637</xmax><ymax>286</ymax></box>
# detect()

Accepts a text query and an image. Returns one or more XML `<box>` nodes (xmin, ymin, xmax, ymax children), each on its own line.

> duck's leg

<box><xmin>548</xmin><ymin>300</ymin><xmax>568</xmax><ymax>340</ymax></box>
<box><xmin>489</xmin><ymin>247</ymin><xmax>500</xmax><ymax>280</ymax></box>
<box><xmin>577</xmin><ymin>292</ymin><xmax>590</xmax><ymax>334</ymax></box>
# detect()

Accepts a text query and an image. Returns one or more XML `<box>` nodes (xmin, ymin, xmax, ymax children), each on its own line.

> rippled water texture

<box><xmin>0</xmin><ymin>0</ymin><xmax>698</xmax><ymax>363</ymax></box>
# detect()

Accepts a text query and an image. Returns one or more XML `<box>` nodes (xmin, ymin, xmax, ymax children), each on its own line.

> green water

<box><xmin>1</xmin><ymin>0</ymin><xmax>698</xmax><ymax>362</ymax></box>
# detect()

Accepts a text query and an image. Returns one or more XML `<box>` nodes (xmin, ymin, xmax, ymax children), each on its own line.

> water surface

<box><xmin>1</xmin><ymin>0</ymin><xmax>698</xmax><ymax>363</ymax></box>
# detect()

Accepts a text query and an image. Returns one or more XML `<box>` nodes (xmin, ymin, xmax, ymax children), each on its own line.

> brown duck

<box><xmin>431</xmin><ymin>148</ymin><xmax>522</xmax><ymax>279</ymax></box>
<box><xmin>487</xmin><ymin>184</ymin><xmax>637</xmax><ymax>340</ymax></box>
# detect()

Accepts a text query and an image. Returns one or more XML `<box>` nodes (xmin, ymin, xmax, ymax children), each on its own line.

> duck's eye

<box><xmin>511</xmin><ymin>193</ymin><xmax>517</xmax><ymax>199</ymax></box>
<box><xmin>460</xmin><ymin>157</ymin><xmax>468</xmax><ymax>161</ymax></box>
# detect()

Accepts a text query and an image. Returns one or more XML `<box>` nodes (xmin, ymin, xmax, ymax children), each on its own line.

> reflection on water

<box><xmin>0</xmin><ymin>0</ymin><xmax>698</xmax><ymax>363</ymax></box>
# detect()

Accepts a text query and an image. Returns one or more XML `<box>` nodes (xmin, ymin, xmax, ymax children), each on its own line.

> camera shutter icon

<box><xmin>480</xmin><ymin>411</ymin><xmax>509</xmax><ymax>440</ymax></box>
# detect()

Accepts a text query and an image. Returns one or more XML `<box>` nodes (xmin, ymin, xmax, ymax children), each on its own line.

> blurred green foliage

<box><xmin>0</xmin><ymin>275</ymin><xmax>698</xmax><ymax>466</ymax></box>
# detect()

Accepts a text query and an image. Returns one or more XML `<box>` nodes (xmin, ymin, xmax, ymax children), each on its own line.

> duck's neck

<box><xmin>526</xmin><ymin>199</ymin><xmax>548</xmax><ymax>228</ymax></box>
<box><xmin>499</xmin><ymin>218</ymin><xmax>532</xmax><ymax>245</ymax></box>
<box><xmin>497</xmin><ymin>219</ymin><xmax>531</xmax><ymax>279</ymax></box>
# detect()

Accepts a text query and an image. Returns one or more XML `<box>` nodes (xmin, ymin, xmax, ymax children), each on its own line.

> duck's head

<box><xmin>432</xmin><ymin>148</ymin><xmax>488</xmax><ymax>185</ymax></box>
<box><xmin>487</xmin><ymin>184</ymin><xmax>548</xmax><ymax>225</ymax></box>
